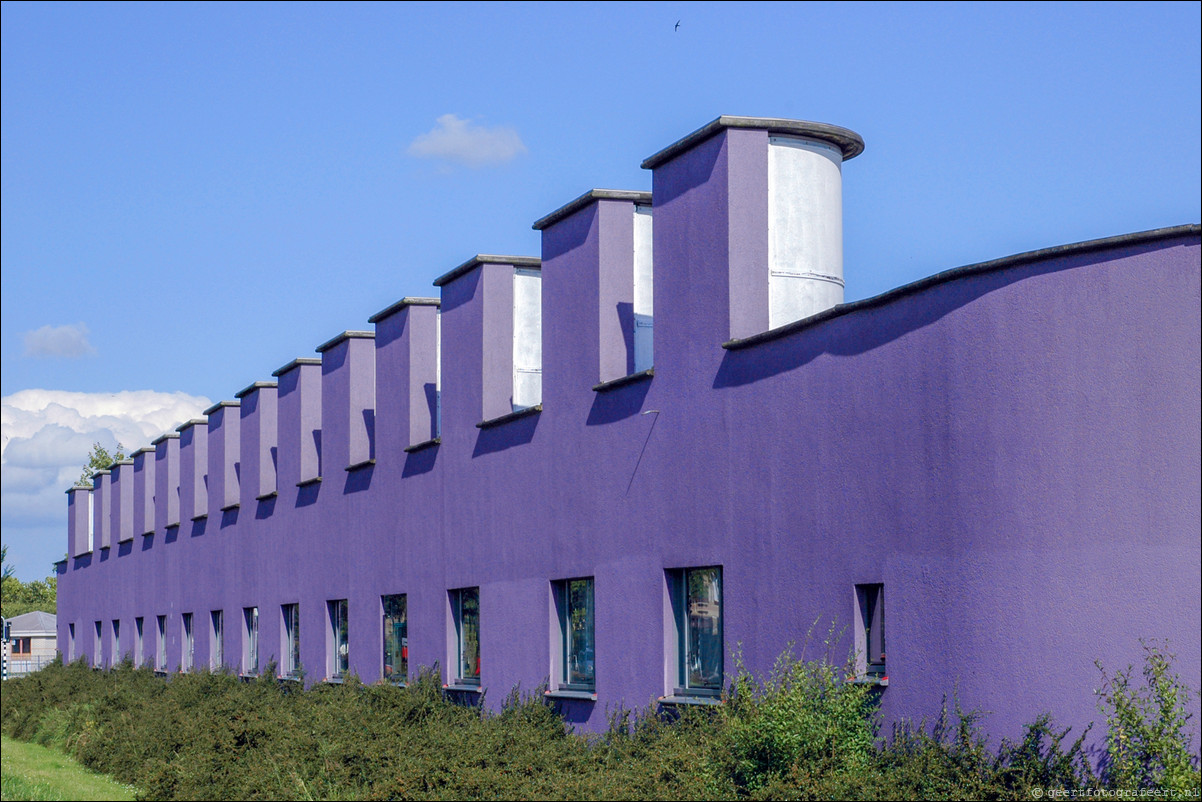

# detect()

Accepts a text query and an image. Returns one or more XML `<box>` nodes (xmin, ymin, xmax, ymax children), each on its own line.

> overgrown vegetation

<box><xmin>1</xmin><ymin>645</ymin><xmax>1197</xmax><ymax>801</ymax></box>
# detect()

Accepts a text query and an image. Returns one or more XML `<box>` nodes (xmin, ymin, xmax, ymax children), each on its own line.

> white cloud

<box><xmin>1</xmin><ymin>389</ymin><xmax>211</xmax><ymax>580</ymax></box>
<box><xmin>407</xmin><ymin>114</ymin><xmax>527</xmax><ymax>167</ymax></box>
<box><xmin>22</xmin><ymin>323</ymin><xmax>97</xmax><ymax>358</ymax></box>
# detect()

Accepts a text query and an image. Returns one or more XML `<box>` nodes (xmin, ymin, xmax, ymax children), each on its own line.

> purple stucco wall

<box><xmin>57</xmin><ymin>117</ymin><xmax>1201</xmax><ymax>747</ymax></box>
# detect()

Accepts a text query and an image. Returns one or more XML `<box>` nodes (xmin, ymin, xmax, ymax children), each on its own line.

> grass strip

<box><xmin>0</xmin><ymin>734</ymin><xmax>137</xmax><ymax>801</ymax></box>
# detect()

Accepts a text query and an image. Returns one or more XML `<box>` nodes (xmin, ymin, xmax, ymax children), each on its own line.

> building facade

<box><xmin>57</xmin><ymin>116</ymin><xmax>1201</xmax><ymax>741</ymax></box>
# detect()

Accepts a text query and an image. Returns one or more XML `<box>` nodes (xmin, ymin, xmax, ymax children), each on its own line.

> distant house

<box><xmin>4</xmin><ymin>610</ymin><xmax>57</xmax><ymax>678</ymax></box>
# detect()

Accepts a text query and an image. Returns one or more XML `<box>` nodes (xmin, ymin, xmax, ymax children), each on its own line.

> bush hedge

<box><xmin>2</xmin><ymin>646</ymin><xmax>1197</xmax><ymax>801</ymax></box>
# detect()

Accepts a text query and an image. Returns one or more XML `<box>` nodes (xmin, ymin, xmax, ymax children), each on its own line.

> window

<box><xmin>856</xmin><ymin>584</ymin><xmax>885</xmax><ymax>679</ymax></box>
<box><xmin>382</xmin><ymin>594</ymin><xmax>407</xmax><ymax>684</ymax></box>
<box><xmin>242</xmin><ymin>606</ymin><xmax>259</xmax><ymax>675</ymax></box>
<box><xmin>181</xmin><ymin>613</ymin><xmax>194</xmax><ymax>672</ymax></box>
<box><xmin>155</xmin><ymin>615</ymin><xmax>167</xmax><ymax>672</ymax></box>
<box><xmin>94</xmin><ymin>621</ymin><xmax>103</xmax><ymax>667</ymax></box>
<box><xmin>68</xmin><ymin>623</ymin><xmax>76</xmax><ymax>662</ymax></box>
<box><xmin>134</xmin><ymin>617</ymin><xmax>143</xmax><ymax>667</ymax></box>
<box><xmin>450</xmin><ymin>587</ymin><xmax>480</xmax><ymax>685</ymax></box>
<box><xmin>111</xmin><ymin>619</ymin><xmax>121</xmax><ymax>664</ymax></box>
<box><xmin>328</xmin><ymin>599</ymin><xmax>348</xmax><ymax>679</ymax></box>
<box><xmin>282</xmin><ymin>603</ymin><xmax>301</xmax><ymax>678</ymax></box>
<box><xmin>671</xmin><ymin>567</ymin><xmax>723</xmax><ymax>696</ymax></box>
<box><xmin>210</xmin><ymin>611</ymin><xmax>224</xmax><ymax>670</ymax></box>
<box><xmin>554</xmin><ymin>578</ymin><xmax>595</xmax><ymax>691</ymax></box>
<box><xmin>12</xmin><ymin>637</ymin><xmax>32</xmax><ymax>657</ymax></box>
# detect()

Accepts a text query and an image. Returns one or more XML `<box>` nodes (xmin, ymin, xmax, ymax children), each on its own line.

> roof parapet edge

<box><xmin>272</xmin><ymin>357</ymin><xmax>322</xmax><ymax>377</ymax></box>
<box><xmin>532</xmin><ymin>189</ymin><xmax>654</xmax><ymax>231</ymax></box>
<box><xmin>316</xmin><ymin>330</ymin><xmax>375</xmax><ymax>354</ymax></box>
<box><xmin>641</xmin><ymin>115</ymin><xmax>865</xmax><ymax>170</ymax></box>
<box><xmin>176</xmin><ymin>418</ymin><xmax>208</xmax><ymax>432</ymax></box>
<box><xmin>202</xmin><ymin>400</ymin><xmax>241</xmax><ymax>416</ymax></box>
<box><xmin>723</xmin><ymin>223</ymin><xmax>1202</xmax><ymax>351</ymax></box>
<box><xmin>433</xmin><ymin>254</ymin><xmax>541</xmax><ymax>287</ymax></box>
<box><xmin>368</xmin><ymin>296</ymin><xmax>441</xmax><ymax>324</ymax></box>
<box><xmin>234</xmin><ymin>381</ymin><xmax>278</xmax><ymax>399</ymax></box>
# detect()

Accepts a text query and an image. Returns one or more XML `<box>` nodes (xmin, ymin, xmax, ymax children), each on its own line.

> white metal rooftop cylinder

<box><xmin>768</xmin><ymin>134</ymin><xmax>846</xmax><ymax>328</ymax></box>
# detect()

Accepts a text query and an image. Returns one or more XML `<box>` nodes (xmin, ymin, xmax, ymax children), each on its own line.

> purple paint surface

<box><xmin>58</xmin><ymin>120</ymin><xmax>1201</xmax><ymax>747</ymax></box>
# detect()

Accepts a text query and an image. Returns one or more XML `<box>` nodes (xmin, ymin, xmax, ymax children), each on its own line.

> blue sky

<box><xmin>2</xmin><ymin>1</ymin><xmax>1199</xmax><ymax>579</ymax></box>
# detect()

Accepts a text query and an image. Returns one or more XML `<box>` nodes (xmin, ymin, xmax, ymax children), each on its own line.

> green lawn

<box><xmin>0</xmin><ymin>734</ymin><xmax>137</xmax><ymax>801</ymax></box>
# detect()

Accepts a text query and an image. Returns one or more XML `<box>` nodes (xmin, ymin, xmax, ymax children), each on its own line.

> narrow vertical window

<box><xmin>94</xmin><ymin>621</ymin><xmax>103</xmax><ymax>668</ymax></box>
<box><xmin>382</xmin><ymin>594</ymin><xmax>408</xmax><ymax>684</ymax></box>
<box><xmin>134</xmin><ymin>617</ymin><xmax>143</xmax><ymax>667</ymax></box>
<box><xmin>68</xmin><ymin>623</ymin><xmax>76</xmax><ymax>662</ymax></box>
<box><xmin>282</xmin><ymin>603</ymin><xmax>301</xmax><ymax>678</ymax></box>
<box><xmin>673</xmin><ymin>567</ymin><xmax>723</xmax><ymax>696</ymax></box>
<box><xmin>328</xmin><ymin>599</ymin><xmax>348</xmax><ymax>679</ymax></box>
<box><xmin>181</xmin><ymin>613</ymin><xmax>194</xmax><ymax>672</ymax></box>
<box><xmin>856</xmin><ymin>584</ymin><xmax>886</xmax><ymax>679</ymax></box>
<box><xmin>555</xmin><ymin>578</ymin><xmax>595</xmax><ymax>691</ymax></box>
<box><xmin>156</xmin><ymin>615</ymin><xmax>167</xmax><ymax>672</ymax></box>
<box><xmin>210</xmin><ymin>611</ymin><xmax>224</xmax><ymax>670</ymax></box>
<box><xmin>111</xmin><ymin>620</ymin><xmax>121</xmax><ymax>665</ymax></box>
<box><xmin>243</xmin><ymin>606</ymin><xmax>259</xmax><ymax>675</ymax></box>
<box><xmin>451</xmin><ymin>587</ymin><xmax>480</xmax><ymax>685</ymax></box>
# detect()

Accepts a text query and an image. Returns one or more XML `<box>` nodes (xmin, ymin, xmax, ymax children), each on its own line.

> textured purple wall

<box><xmin>58</xmin><ymin>119</ymin><xmax>1200</xmax><ymax>748</ymax></box>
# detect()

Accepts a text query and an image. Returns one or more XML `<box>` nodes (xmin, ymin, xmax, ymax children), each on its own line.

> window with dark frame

<box><xmin>243</xmin><ymin>606</ymin><xmax>259</xmax><ymax>675</ymax></box>
<box><xmin>450</xmin><ymin>587</ymin><xmax>480</xmax><ymax>685</ymax></box>
<box><xmin>111</xmin><ymin>619</ymin><xmax>120</xmax><ymax>664</ymax></box>
<box><xmin>155</xmin><ymin>615</ymin><xmax>167</xmax><ymax>671</ymax></box>
<box><xmin>673</xmin><ymin>566</ymin><xmax>724</xmax><ymax>696</ymax></box>
<box><xmin>555</xmin><ymin>578</ymin><xmax>595</xmax><ymax>691</ymax></box>
<box><xmin>210</xmin><ymin>610</ymin><xmax>224</xmax><ymax>670</ymax></box>
<box><xmin>382</xmin><ymin>594</ymin><xmax>407</xmax><ymax>684</ymax></box>
<box><xmin>134</xmin><ymin>617</ymin><xmax>143</xmax><ymax>667</ymax></box>
<box><xmin>182</xmin><ymin>613</ymin><xmax>194</xmax><ymax>672</ymax></box>
<box><xmin>94</xmin><ymin>620</ymin><xmax>103</xmax><ymax>667</ymax></box>
<box><xmin>69</xmin><ymin>623</ymin><xmax>76</xmax><ymax>662</ymax></box>
<box><xmin>857</xmin><ymin>583</ymin><xmax>885</xmax><ymax>678</ymax></box>
<box><xmin>282</xmin><ymin>603</ymin><xmax>301</xmax><ymax>678</ymax></box>
<box><xmin>328</xmin><ymin>599</ymin><xmax>348</xmax><ymax>679</ymax></box>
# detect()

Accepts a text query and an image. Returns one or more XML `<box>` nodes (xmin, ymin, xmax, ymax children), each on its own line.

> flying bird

<box><xmin>675</xmin><ymin>20</ymin><xmax>681</xmax><ymax>32</ymax></box>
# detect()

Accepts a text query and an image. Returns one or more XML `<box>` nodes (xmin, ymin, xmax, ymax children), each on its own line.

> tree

<box><xmin>1</xmin><ymin>545</ymin><xmax>58</xmax><ymax>617</ymax></box>
<box><xmin>79</xmin><ymin>440</ymin><xmax>127</xmax><ymax>484</ymax></box>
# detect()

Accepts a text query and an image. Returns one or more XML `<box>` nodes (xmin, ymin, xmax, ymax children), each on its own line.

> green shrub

<box><xmin>1096</xmin><ymin>641</ymin><xmax>1200</xmax><ymax>792</ymax></box>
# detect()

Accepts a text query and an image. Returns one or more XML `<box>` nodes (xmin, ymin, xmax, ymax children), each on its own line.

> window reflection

<box><xmin>684</xmin><ymin>567</ymin><xmax>723</xmax><ymax>692</ymax></box>
<box><xmin>454</xmin><ymin>587</ymin><xmax>480</xmax><ymax>683</ymax></box>
<box><xmin>564</xmin><ymin>578</ymin><xmax>595</xmax><ymax>689</ymax></box>
<box><xmin>382</xmin><ymin>594</ymin><xmax>408</xmax><ymax>683</ymax></box>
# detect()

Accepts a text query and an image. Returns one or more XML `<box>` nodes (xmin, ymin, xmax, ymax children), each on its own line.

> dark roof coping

<box><xmin>113</xmin><ymin>459</ymin><xmax>135</xmax><ymax>466</ymax></box>
<box><xmin>641</xmin><ymin>115</ymin><xmax>865</xmax><ymax>170</ymax></box>
<box><xmin>203</xmin><ymin>400</ymin><xmax>241</xmax><ymax>416</ymax></box>
<box><xmin>150</xmin><ymin>432</ymin><xmax>180</xmax><ymax>445</ymax></box>
<box><xmin>368</xmin><ymin>297</ymin><xmax>441</xmax><ymax>324</ymax></box>
<box><xmin>316</xmin><ymin>330</ymin><xmax>375</xmax><ymax>353</ymax></box>
<box><xmin>65</xmin><ymin>484</ymin><xmax>93</xmax><ymax>494</ymax></box>
<box><xmin>176</xmin><ymin>418</ymin><xmax>208</xmax><ymax>432</ymax></box>
<box><xmin>134</xmin><ymin>446</ymin><xmax>158</xmax><ymax>456</ymax></box>
<box><xmin>234</xmin><ymin>381</ymin><xmax>278</xmax><ymax>399</ymax></box>
<box><xmin>723</xmin><ymin>223</ymin><xmax>1202</xmax><ymax>351</ymax></box>
<box><xmin>272</xmin><ymin>357</ymin><xmax>322</xmax><ymax>377</ymax></box>
<box><xmin>433</xmin><ymin>254</ymin><xmax>541</xmax><ymax>287</ymax></box>
<box><xmin>532</xmin><ymin>189</ymin><xmax>654</xmax><ymax>231</ymax></box>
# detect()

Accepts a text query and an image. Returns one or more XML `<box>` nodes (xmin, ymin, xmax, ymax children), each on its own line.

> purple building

<box><xmin>57</xmin><ymin>116</ymin><xmax>1201</xmax><ymax>742</ymax></box>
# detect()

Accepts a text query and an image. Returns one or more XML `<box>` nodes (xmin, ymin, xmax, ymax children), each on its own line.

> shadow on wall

<box><xmin>714</xmin><ymin>244</ymin><xmax>1147</xmax><ymax>389</ymax></box>
<box><xmin>473</xmin><ymin>413</ymin><xmax>539</xmax><ymax>457</ymax></box>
